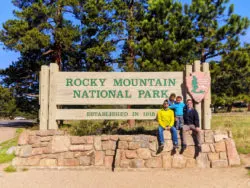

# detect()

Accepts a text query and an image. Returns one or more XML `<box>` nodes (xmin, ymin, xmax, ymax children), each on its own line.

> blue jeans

<box><xmin>158</xmin><ymin>126</ymin><xmax>178</xmax><ymax>145</ymax></box>
<box><xmin>175</xmin><ymin>116</ymin><xmax>184</xmax><ymax>130</ymax></box>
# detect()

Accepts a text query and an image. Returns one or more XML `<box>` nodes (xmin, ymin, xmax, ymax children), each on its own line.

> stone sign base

<box><xmin>13</xmin><ymin>129</ymin><xmax>241</xmax><ymax>170</ymax></box>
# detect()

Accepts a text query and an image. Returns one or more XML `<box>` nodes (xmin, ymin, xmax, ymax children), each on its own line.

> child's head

<box><xmin>169</xmin><ymin>93</ymin><xmax>176</xmax><ymax>101</ymax></box>
<box><xmin>176</xmin><ymin>96</ymin><xmax>182</xmax><ymax>103</ymax></box>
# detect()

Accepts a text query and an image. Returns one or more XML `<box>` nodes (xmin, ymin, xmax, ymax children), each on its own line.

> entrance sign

<box><xmin>55</xmin><ymin>72</ymin><xmax>183</xmax><ymax>105</ymax></box>
<box><xmin>39</xmin><ymin>61</ymin><xmax>211</xmax><ymax>130</ymax></box>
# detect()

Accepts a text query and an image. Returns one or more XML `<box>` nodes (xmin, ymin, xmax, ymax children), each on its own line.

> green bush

<box><xmin>4</xmin><ymin>165</ymin><xmax>16</xmax><ymax>173</ymax></box>
<box><xmin>70</xmin><ymin>120</ymin><xmax>103</xmax><ymax>136</ymax></box>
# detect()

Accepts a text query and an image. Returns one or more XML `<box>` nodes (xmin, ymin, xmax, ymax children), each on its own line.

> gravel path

<box><xmin>0</xmin><ymin>127</ymin><xmax>16</xmax><ymax>144</ymax></box>
<box><xmin>0</xmin><ymin>167</ymin><xmax>249</xmax><ymax>188</ymax></box>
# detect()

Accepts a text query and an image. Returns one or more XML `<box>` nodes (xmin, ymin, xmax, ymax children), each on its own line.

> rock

<box><xmin>101</xmin><ymin>135</ymin><xmax>110</xmax><ymax>141</ymax></box>
<box><xmin>26</xmin><ymin>156</ymin><xmax>41</xmax><ymax>166</ymax></box>
<box><xmin>102</xmin><ymin>140</ymin><xmax>116</xmax><ymax>150</ymax></box>
<box><xmin>69</xmin><ymin>145</ymin><xmax>93</xmax><ymax>151</ymax></box>
<box><xmin>201</xmin><ymin>144</ymin><xmax>210</xmax><ymax>153</ymax></box>
<box><xmin>140</xmin><ymin>141</ymin><xmax>149</xmax><ymax>148</ymax></box>
<box><xmin>214</xmin><ymin>133</ymin><xmax>228</xmax><ymax>142</ymax></box>
<box><xmin>79</xmin><ymin>156</ymin><xmax>92</xmax><ymax>166</ymax></box>
<box><xmin>71</xmin><ymin>136</ymin><xmax>93</xmax><ymax>144</ymax></box>
<box><xmin>119</xmin><ymin>135</ymin><xmax>133</xmax><ymax>141</ymax></box>
<box><xmin>115</xmin><ymin>149</ymin><xmax>122</xmax><ymax>167</ymax></box>
<box><xmin>94</xmin><ymin>136</ymin><xmax>102</xmax><ymax>151</ymax></box>
<box><xmin>196</xmin><ymin>153</ymin><xmax>210</xmax><ymax>168</ymax></box>
<box><xmin>51</xmin><ymin>136</ymin><xmax>70</xmax><ymax>153</ymax></box>
<box><xmin>186</xmin><ymin>158</ymin><xmax>196</xmax><ymax>168</ymax></box>
<box><xmin>63</xmin><ymin>159</ymin><xmax>79</xmax><ymax>166</ymax></box>
<box><xmin>145</xmin><ymin>157</ymin><xmax>162</xmax><ymax>168</ymax></box>
<box><xmin>36</xmin><ymin>130</ymin><xmax>55</xmax><ymax>137</ymax></box>
<box><xmin>125</xmin><ymin>150</ymin><xmax>137</xmax><ymax>159</ymax></box>
<box><xmin>130</xmin><ymin>159</ymin><xmax>145</xmax><ymax>168</ymax></box>
<box><xmin>163</xmin><ymin>130</ymin><xmax>172</xmax><ymax>140</ymax></box>
<box><xmin>149</xmin><ymin>142</ymin><xmax>157</xmax><ymax>152</ymax></box>
<box><xmin>15</xmin><ymin>146</ymin><xmax>22</xmax><ymax>156</ymax></box>
<box><xmin>185</xmin><ymin>134</ymin><xmax>195</xmax><ymax>146</ymax></box>
<box><xmin>63</xmin><ymin>152</ymin><xmax>74</xmax><ymax>159</ymax></box>
<box><xmin>106</xmin><ymin>150</ymin><xmax>115</xmax><ymax>156</ymax></box>
<box><xmin>19</xmin><ymin>145</ymin><xmax>32</xmax><ymax>157</ymax></box>
<box><xmin>12</xmin><ymin>157</ymin><xmax>26</xmax><ymax>166</ymax></box>
<box><xmin>6</xmin><ymin>146</ymin><xmax>16</xmax><ymax>155</ymax></box>
<box><xmin>40</xmin><ymin>136</ymin><xmax>52</xmax><ymax>142</ymax></box>
<box><xmin>207</xmin><ymin>153</ymin><xmax>219</xmax><ymax>162</ymax></box>
<box><xmin>182</xmin><ymin>146</ymin><xmax>195</xmax><ymax>158</ymax></box>
<box><xmin>18</xmin><ymin>131</ymin><xmax>29</xmax><ymax>145</ymax></box>
<box><xmin>172</xmin><ymin>155</ymin><xmax>186</xmax><ymax>168</ymax></box>
<box><xmin>118</xmin><ymin>141</ymin><xmax>128</xmax><ymax>149</ymax></box>
<box><xmin>40</xmin><ymin>159</ymin><xmax>57</xmax><ymax>166</ymax></box>
<box><xmin>204</xmin><ymin>130</ymin><xmax>214</xmax><ymax>143</ymax></box>
<box><xmin>120</xmin><ymin>160</ymin><xmax>130</xmax><ymax>168</ymax></box>
<box><xmin>211</xmin><ymin>160</ymin><xmax>228</xmax><ymax>168</ymax></box>
<box><xmin>219</xmin><ymin>152</ymin><xmax>227</xmax><ymax>160</ymax></box>
<box><xmin>225</xmin><ymin>139</ymin><xmax>241</xmax><ymax>166</ymax></box>
<box><xmin>110</xmin><ymin>135</ymin><xmax>118</xmax><ymax>141</ymax></box>
<box><xmin>128</xmin><ymin>142</ymin><xmax>140</xmax><ymax>150</ymax></box>
<box><xmin>214</xmin><ymin>141</ymin><xmax>226</xmax><ymax>152</ymax></box>
<box><xmin>137</xmin><ymin>148</ymin><xmax>151</xmax><ymax>159</ymax></box>
<box><xmin>28</xmin><ymin>136</ymin><xmax>41</xmax><ymax>145</ymax></box>
<box><xmin>31</xmin><ymin>147</ymin><xmax>44</xmax><ymax>156</ymax></box>
<box><xmin>163</xmin><ymin>142</ymin><xmax>173</xmax><ymax>152</ymax></box>
<box><xmin>104</xmin><ymin>156</ymin><xmax>113</xmax><ymax>168</ymax></box>
<box><xmin>209</xmin><ymin>144</ymin><xmax>215</xmax><ymax>153</ymax></box>
<box><xmin>94</xmin><ymin>151</ymin><xmax>104</xmax><ymax>166</ymax></box>
<box><xmin>162</xmin><ymin>153</ymin><xmax>172</xmax><ymax>169</ymax></box>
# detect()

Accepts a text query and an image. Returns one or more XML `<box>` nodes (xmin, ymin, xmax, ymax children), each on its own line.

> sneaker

<box><xmin>157</xmin><ymin>144</ymin><xmax>164</xmax><ymax>154</ymax></box>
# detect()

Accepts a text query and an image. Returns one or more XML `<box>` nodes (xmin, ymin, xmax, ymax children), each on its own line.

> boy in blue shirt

<box><xmin>169</xmin><ymin>96</ymin><xmax>185</xmax><ymax>130</ymax></box>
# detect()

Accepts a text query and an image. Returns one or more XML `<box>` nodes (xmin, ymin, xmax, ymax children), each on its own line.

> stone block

<box><xmin>51</xmin><ymin>136</ymin><xmax>70</xmax><ymax>153</ymax></box>
<box><xmin>40</xmin><ymin>136</ymin><xmax>52</xmax><ymax>142</ymax></box>
<box><xmin>196</xmin><ymin>153</ymin><xmax>210</xmax><ymax>168</ymax></box>
<box><xmin>219</xmin><ymin>152</ymin><xmax>227</xmax><ymax>160</ymax></box>
<box><xmin>63</xmin><ymin>159</ymin><xmax>79</xmax><ymax>166</ymax></box>
<box><xmin>104</xmin><ymin>156</ymin><xmax>113</xmax><ymax>168</ymax></box>
<box><xmin>31</xmin><ymin>147</ymin><xmax>44</xmax><ymax>156</ymax></box>
<box><xmin>40</xmin><ymin>159</ymin><xmax>57</xmax><ymax>166</ymax></box>
<box><xmin>130</xmin><ymin>159</ymin><xmax>145</xmax><ymax>168</ymax></box>
<box><xmin>28</xmin><ymin>136</ymin><xmax>40</xmax><ymax>145</ymax></box>
<box><xmin>120</xmin><ymin>160</ymin><xmax>130</xmax><ymax>168</ymax></box>
<box><xmin>69</xmin><ymin>145</ymin><xmax>93</xmax><ymax>151</ymax></box>
<box><xmin>207</xmin><ymin>153</ymin><xmax>219</xmax><ymax>162</ymax></box>
<box><xmin>118</xmin><ymin>141</ymin><xmax>128</xmax><ymax>149</ymax></box>
<box><xmin>162</xmin><ymin>153</ymin><xmax>172</xmax><ymax>169</ymax></box>
<box><xmin>163</xmin><ymin>130</ymin><xmax>172</xmax><ymax>140</ymax></box>
<box><xmin>137</xmin><ymin>148</ymin><xmax>151</xmax><ymax>159</ymax></box>
<box><xmin>102</xmin><ymin>140</ymin><xmax>116</xmax><ymax>150</ymax></box>
<box><xmin>94</xmin><ymin>136</ymin><xmax>102</xmax><ymax>151</ymax></box>
<box><xmin>145</xmin><ymin>157</ymin><xmax>162</xmax><ymax>168</ymax></box>
<box><xmin>15</xmin><ymin>146</ymin><xmax>22</xmax><ymax>156</ymax></box>
<box><xmin>19</xmin><ymin>145</ymin><xmax>32</xmax><ymax>157</ymax></box>
<box><xmin>95</xmin><ymin>151</ymin><xmax>104</xmax><ymax>166</ymax></box>
<box><xmin>63</xmin><ymin>152</ymin><xmax>74</xmax><ymax>159</ymax></box>
<box><xmin>101</xmin><ymin>135</ymin><xmax>110</xmax><ymax>141</ymax></box>
<box><xmin>79</xmin><ymin>156</ymin><xmax>92</xmax><ymax>166</ymax></box>
<box><xmin>18</xmin><ymin>131</ymin><xmax>29</xmax><ymax>145</ymax></box>
<box><xmin>186</xmin><ymin>158</ymin><xmax>196</xmax><ymax>168</ymax></box>
<box><xmin>128</xmin><ymin>142</ymin><xmax>140</xmax><ymax>150</ymax></box>
<box><xmin>140</xmin><ymin>141</ymin><xmax>149</xmax><ymax>148</ymax></box>
<box><xmin>119</xmin><ymin>135</ymin><xmax>133</xmax><ymax>141</ymax></box>
<box><xmin>114</xmin><ymin>149</ymin><xmax>121</xmax><ymax>167</ymax></box>
<box><xmin>214</xmin><ymin>141</ymin><xmax>226</xmax><ymax>152</ymax></box>
<box><xmin>211</xmin><ymin>160</ymin><xmax>228</xmax><ymax>168</ymax></box>
<box><xmin>106</xmin><ymin>150</ymin><xmax>115</xmax><ymax>156</ymax></box>
<box><xmin>204</xmin><ymin>130</ymin><xmax>214</xmax><ymax>143</ymax></box>
<box><xmin>12</xmin><ymin>157</ymin><xmax>26</xmax><ymax>166</ymax></box>
<box><xmin>201</xmin><ymin>144</ymin><xmax>210</xmax><ymax>153</ymax></box>
<box><xmin>182</xmin><ymin>146</ymin><xmax>195</xmax><ymax>158</ymax></box>
<box><xmin>163</xmin><ymin>142</ymin><xmax>173</xmax><ymax>152</ymax></box>
<box><xmin>172</xmin><ymin>155</ymin><xmax>186</xmax><ymax>168</ymax></box>
<box><xmin>149</xmin><ymin>142</ymin><xmax>157</xmax><ymax>152</ymax></box>
<box><xmin>214</xmin><ymin>132</ymin><xmax>228</xmax><ymax>142</ymax></box>
<box><xmin>225</xmin><ymin>139</ymin><xmax>241</xmax><ymax>166</ymax></box>
<box><xmin>110</xmin><ymin>135</ymin><xmax>118</xmax><ymax>141</ymax></box>
<box><xmin>125</xmin><ymin>150</ymin><xmax>138</xmax><ymax>159</ymax></box>
<box><xmin>209</xmin><ymin>144</ymin><xmax>215</xmax><ymax>153</ymax></box>
<box><xmin>71</xmin><ymin>136</ymin><xmax>93</xmax><ymax>144</ymax></box>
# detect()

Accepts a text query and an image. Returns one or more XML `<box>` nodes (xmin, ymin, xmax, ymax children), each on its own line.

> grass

<box><xmin>0</xmin><ymin>128</ymin><xmax>24</xmax><ymax>164</ymax></box>
<box><xmin>212</xmin><ymin>114</ymin><xmax>250</xmax><ymax>154</ymax></box>
<box><xmin>4</xmin><ymin>165</ymin><xmax>16</xmax><ymax>173</ymax></box>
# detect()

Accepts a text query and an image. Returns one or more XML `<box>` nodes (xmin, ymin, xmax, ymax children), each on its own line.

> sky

<box><xmin>0</xmin><ymin>0</ymin><xmax>250</xmax><ymax>70</ymax></box>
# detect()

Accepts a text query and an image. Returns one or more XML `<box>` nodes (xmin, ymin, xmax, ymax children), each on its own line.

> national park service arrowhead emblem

<box><xmin>186</xmin><ymin>72</ymin><xmax>211</xmax><ymax>103</ymax></box>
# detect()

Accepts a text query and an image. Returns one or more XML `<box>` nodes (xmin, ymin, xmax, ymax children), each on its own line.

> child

<box><xmin>168</xmin><ymin>93</ymin><xmax>176</xmax><ymax>107</ymax></box>
<box><xmin>169</xmin><ymin>96</ymin><xmax>185</xmax><ymax>130</ymax></box>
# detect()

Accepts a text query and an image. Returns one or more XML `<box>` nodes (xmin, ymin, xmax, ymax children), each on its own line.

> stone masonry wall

<box><xmin>13</xmin><ymin>129</ymin><xmax>241</xmax><ymax>170</ymax></box>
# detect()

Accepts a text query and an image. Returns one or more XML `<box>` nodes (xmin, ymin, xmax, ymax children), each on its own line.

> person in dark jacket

<box><xmin>182</xmin><ymin>99</ymin><xmax>201</xmax><ymax>151</ymax></box>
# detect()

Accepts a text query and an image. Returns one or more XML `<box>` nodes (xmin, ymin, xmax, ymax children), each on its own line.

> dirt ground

<box><xmin>0</xmin><ymin>166</ymin><xmax>249</xmax><ymax>188</ymax></box>
<box><xmin>0</xmin><ymin>127</ymin><xmax>16</xmax><ymax>143</ymax></box>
